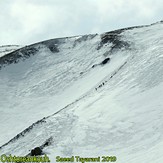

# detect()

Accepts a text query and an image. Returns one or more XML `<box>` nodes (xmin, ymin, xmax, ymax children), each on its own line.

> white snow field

<box><xmin>0</xmin><ymin>22</ymin><xmax>163</xmax><ymax>163</ymax></box>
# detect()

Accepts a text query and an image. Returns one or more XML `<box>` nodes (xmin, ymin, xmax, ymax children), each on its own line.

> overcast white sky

<box><xmin>0</xmin><ymin>0</ymin><xmax>162</xmax><ymax>45</ymax></box>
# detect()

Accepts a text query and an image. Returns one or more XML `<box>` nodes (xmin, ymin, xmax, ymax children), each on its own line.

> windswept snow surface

<box><xmin>0</xmin><ymin>22</ymin><xmax>163</xmax><ymax>163</ymax></box>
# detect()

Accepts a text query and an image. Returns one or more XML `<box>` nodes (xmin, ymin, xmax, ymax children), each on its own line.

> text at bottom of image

<box><xmin>0</xmin><ymin>154</ymin><xmax>117</xmax><ymax>163</ymax></box>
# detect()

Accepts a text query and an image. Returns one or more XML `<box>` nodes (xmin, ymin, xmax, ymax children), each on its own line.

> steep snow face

<box><xmin>0</xmin><ymin>22</ymin><xmax>163</xmax><ymax>163</ymax></box>
<box><xmin>0</xmin><ymin>45</ymin><xmax>22</xmax><ymax>57</ymax></box>
<box><xmin>0</xmin><ymin>34</ymin><xmax>129</xmax><ymax>145</ymax></box>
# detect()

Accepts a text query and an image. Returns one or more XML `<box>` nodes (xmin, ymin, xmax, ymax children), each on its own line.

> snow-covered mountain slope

<box><xmin>0</xmin><ymin>21</ymin><xmax>163</xmax><ymax>163</ymax></box>
<box><xmin>0</xmin><ymin>45</ymin><xmax>23</xmax><ymax>57</ymax></box>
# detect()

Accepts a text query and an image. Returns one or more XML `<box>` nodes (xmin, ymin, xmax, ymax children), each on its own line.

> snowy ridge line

<box><xmin>104</xmin><ymin>25</ymin><xmax>147</xmax><ymax>35</ymax></box>
<box><xmin>0</xmin><ymin>45</ymin><xmax>38</xmax><ymax>70</ymax></box>
<box><xmin>0</xmin><ymin>34</ymin><xmax>95</xmax><ymax>70</ymax></box>
<box><xmin>0</xmin><ymin>21</ymin><xmax>160</xmax><ymax>70</ymax></box>
<box><xmin>27</xmin><ymin>34</ymin><xmax>92</xmax><ymax>48</ymax></box>
<box><xmin>103</xmin><ymin>20</ymin><xmax>163</xmax><ymax>36</ymax></box>
<box><xmin>0</xmin><ymin>45</ymin><xmax>23</xmax><ymax>58</ymax></box>
<box><xmin>0</xmin><ymin>33</ymin><xmax>89</xmax><ymax>59</ymax></box>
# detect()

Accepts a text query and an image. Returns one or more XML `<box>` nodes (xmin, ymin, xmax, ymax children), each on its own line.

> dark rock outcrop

<box><xmin>48</xmin><ymin>44</ymin><xmax>59</xmax><ymax>53</ymax></box>
<box><xmin>31</xmin><ymin>147</ymin><xmax>42</xmax><ymax>156</ymax></box>
<box><xmin>101</xmin><ymin>57</ymin><xmax>110</xmax><ymax>65</ymax></box>
<box><xmin>97</xmin><ymin>32</ymin><xmax>130</xmax><ymax>53</ymax></box>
